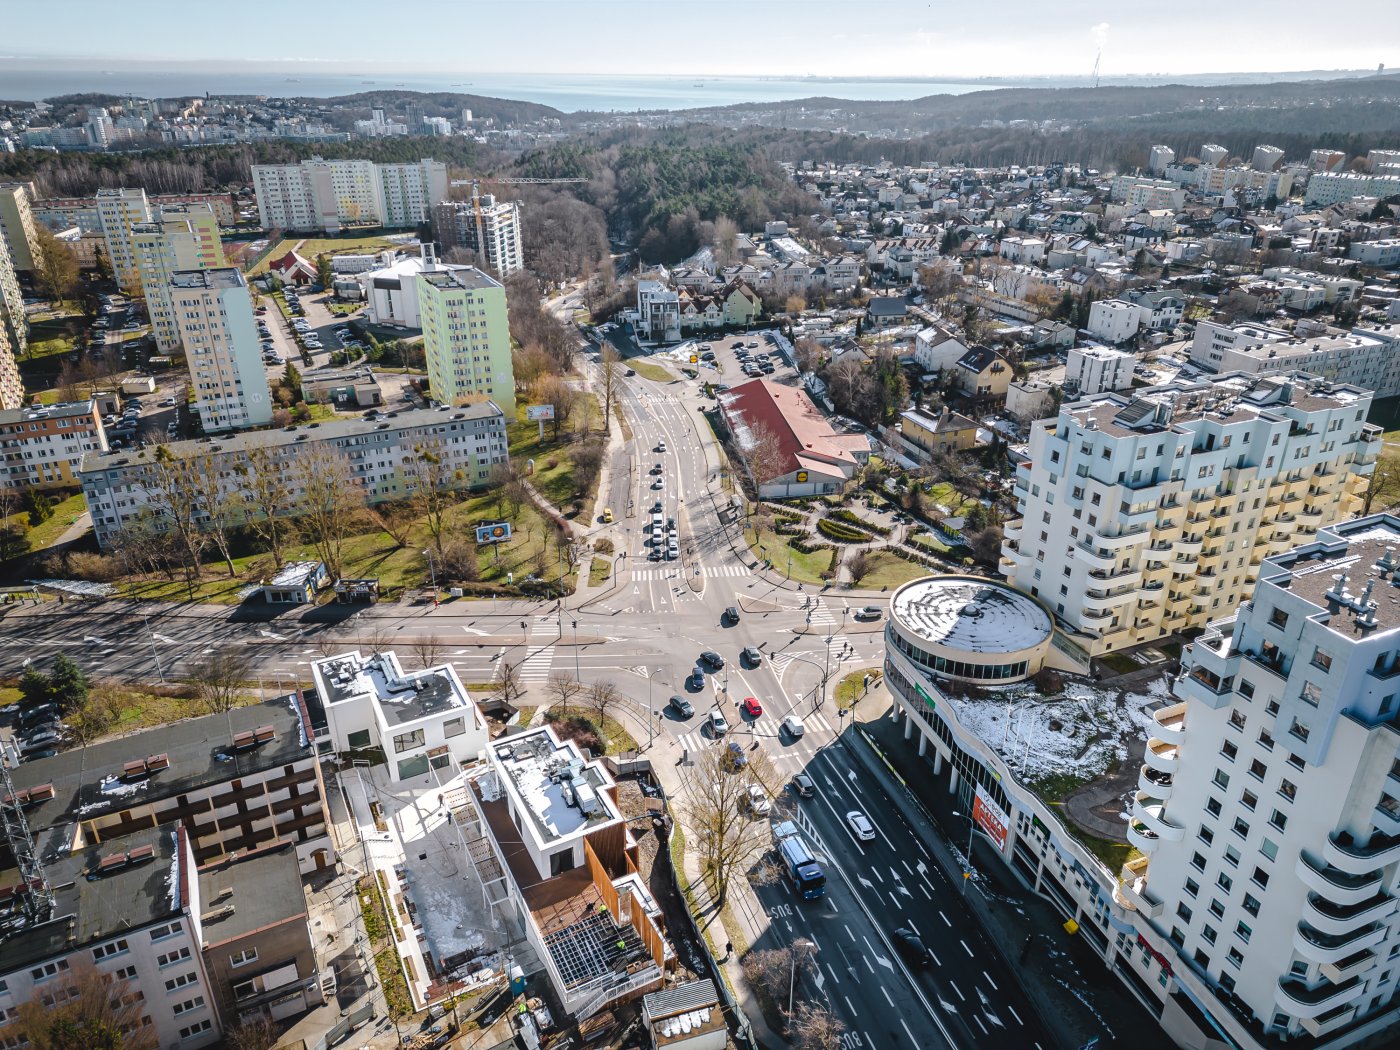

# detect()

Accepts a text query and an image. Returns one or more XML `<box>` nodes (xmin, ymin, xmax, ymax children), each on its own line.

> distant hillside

<box><xmin>317</xmin><ymin>90</ymin><xmax>562</xmax><ymax>127</ymax></box>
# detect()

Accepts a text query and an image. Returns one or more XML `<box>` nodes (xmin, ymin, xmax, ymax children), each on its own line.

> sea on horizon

<box><xmin>0</xmin><ymin>67</ymin><xmax>1000</xmax><ymax>112</ymax></box>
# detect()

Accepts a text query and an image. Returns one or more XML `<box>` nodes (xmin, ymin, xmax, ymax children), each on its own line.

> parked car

<box><xmin>745</xmin><ymin>784</ymin><xmax>771</xmax><ymax>816</ymax></box>
<box><xmin>725</xmin><ymin>741</ymin><xmax>748</xmax><ymax>769</ymax></box>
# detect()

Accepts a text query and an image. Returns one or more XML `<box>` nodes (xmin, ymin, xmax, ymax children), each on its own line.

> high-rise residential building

<box><xmin>133</xmin><ymin>204</ymin><xmax>226</xmax><ymax>352</ymax></box>
<box><xmin>1130</xmin><ymin>512</ymin><xmax>1400</xmax><ymax>1045</ymax></box>
<box><xmin>1001</xmin><ymin>373</ymin><xmax>1378</xmax><ymax>658</ymax></box>
<box><xmin>170</xmin><ymin>268</ymin><xmax>271</xmax><ymax>432</ymax></box>
<box><xmin>84</xmin><ymin>106</ymin><xmax>113</xmax><ymax>148</ymax></box>
<box><xmin>1200</xmin><ymin>143</ymin><xmax>1230</xmax><ymax>166</ymax></box>
<box><xmin>1189</xmin><ymin>320</ymin><xmax>1400</xmax><ymax>399</ymax></box>
<box><xmin>1252</xmin><ymin>143</ymin><xmax>1286</xmax><ymax>172</ymax></box>
<box><xmin>250</xmin><ymin>157</ymin><xmax>447</xmax><ymax>232</ymax></box>
<box><xmin>0</xmin><ymin>182</ymin><xmax>41</xmax><ymax>273</ymax></box>
<box><xmin>432</xmin><ymin>193</ymin><xmax>525</xmax><ymax>277</ymax></box>
<box><xmin>1148</xmin><ymin>144</ymin><xmax>1176</xmax><ymax>174</ymax></box>
<box><xmin>0</xmin><ymin>228</ymin><xmax>26</xmax><ymax>409</ymax></box>
<box><xmin>95</xmin><ymin>186</ymin><xmax>152</xmax><ymax>289</ymax></box>
<box><xmin>1309</xmin><ymin>149</ymin><xmax>1348</xmax><ymax>173</ymax></box>
<box><xmin>416</xmin><ymin>266</ymin><xmax>515</xmax><ymax>416</ymax></box>
<box><xmin>0</xmin><ymin>400</ymin><xmax>107</xmax><ymax>489</ymax></box>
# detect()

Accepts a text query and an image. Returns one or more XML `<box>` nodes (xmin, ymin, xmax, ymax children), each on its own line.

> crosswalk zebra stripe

<box><xmin>518</xmin><ymin>645</ymin><xmax>555</xmax><ymax>682</ymax></box>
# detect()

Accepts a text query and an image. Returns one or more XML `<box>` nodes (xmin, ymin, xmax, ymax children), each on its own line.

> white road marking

<box><xmin>1008</xmin><ymin>1005</ymin><xmax>1024</xmax><ymax>1026</ymax></box>
<box><xmin>949</xmin><ymin>980</ymin><xmax>965</xmax><ymax>1001</ymax></box>
<box><xmin>881</xmin><ymin>987</ymin><xmax>895</xmax><ymax>1008</ymax></box>
<box><xmin>939</xmin><ymin>911</ymin><xmax>951</xmax><ymax>927</ymax></box>
<box><xmin>843</xmin><ymin>995</ymin><xmax>857</xmax><ymax>1018</ymax></box>
<box><xmin>844</xmin><ymin>925</ymin><xmax>855</xmax><ymax>942</ymax></box>
<box><xmin>900</xmin><ymin>1018</ymin><xmax>917</xmax><ymax>1045</ymax></box>
<box><xmin>961</xmin><ymin>939</ymin><xmax>974</xmax><ymax>958</ymax></box>
<box><xmin>985</xmin><ymin>972</ymin><xmax>998</xmax><ymax>991</ymax></box>
<box><xmin>974</xmin><ymin>1016</ymin><xmax>988</xmax><ymax>1035</ymax></box>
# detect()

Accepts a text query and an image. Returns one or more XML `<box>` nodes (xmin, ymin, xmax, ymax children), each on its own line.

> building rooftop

<box><xmin>488</xmin><ymin>727</ymin><xmax>618</xmax><ymax>844</ymax></box>
<box><xmin>80</xmin><ymin>401</ymin><xmax>504</xmax><ymax>474</ymax></box>
<box><xmin>892</xmin><ymin>576</ymin><xmax>1052</xmax><ymax>656</ymax></box>
<box><xmin>1264</xmin><ymin>516</ymin><xmax>1400</xmax><ymax>636</ymax></box>
<box><xmin>267</xmin><ymin>561</ymin><xmax>324</xmax><ymax>588</ymax></box>
<box><xmin>8</xmin><ymin>695</ymin><xmax>314</xmax><ymax>839</ymax></box>
<box><xmin>0</xmin><ymin>400</ymin><xmax>97</xmax><ymax>426</ymax></box>
<box><xmin>717</xmin><ymin>378</ymin><xmax>869</xmax><ymax>475</ymax></box>
<box><xmin>195</xmin><ymin>840</ymin><xmax>305</xmax><ymax>944</ymax></box>
<box><xmin>169</xmin><ymin>266</ymin><xmax>245</xmax><ymax>290</ymax></box>
<box><xmin>0</xmin><ymin>824</ymin><xmax>183</xmax><ymax>974</ymax></box>
<box><xmin>644</xmin><ymin>979</ymin><xmax>726</xmax><ymax>1046</ymax></box>
<box><xmin>419</xmin><ymin>265</ymin><xmax>502</xmax><ymax>293</ymax></box>
<box><xmin>312</xmin><ymin>650</ymin><xmax>475</xmax><ymax>728</ymax></box>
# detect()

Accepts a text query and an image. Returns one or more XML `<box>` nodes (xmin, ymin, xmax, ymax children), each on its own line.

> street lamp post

<box><xmin>952</xmin><ymin>809</ymin><xmax>977</xmax><ymax>895</ymax></box>
<box><xmin>787</xmin><ymin>938</ymin><xmax>815</xmax><ymax>1020</ymax></box>
<box><xmin>572</xmin><ymin>618</ymin><xmax>581</xmax><ymax>681</ymax></box>
<box><xmin>141</xmin><ymin>609</ymin><xmax>165</xmax><ymax>684</ymax></box>
<box><xmin>421</xmin><ymin>549</ymin><xmax>437</xmax><ymax>606</ymax></box>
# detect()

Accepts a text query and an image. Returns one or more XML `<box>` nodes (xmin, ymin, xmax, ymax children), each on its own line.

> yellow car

<box><xmin>601</xmin><ymin>507</ymin><xmax>614</xmax><ymax>523</ymax></box>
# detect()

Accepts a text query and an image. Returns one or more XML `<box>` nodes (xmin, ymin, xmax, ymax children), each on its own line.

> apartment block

<box><xmin>1111</xmin><ymin>175</ymin><xmax>1186</xmax><ymax>211</ymax></box>
<box><xmin>1066</xmin><ymin>345</ymin><xmax>1135</xmax><ymax>395</ymax></box>
<box><xmin>80</xmin><ymin>401</ymin><xmax>507</xmax><ymax>546</ymax></box>
<box><xmin>0</xmin><ymin>183</ymin><xmax>40</xmax><ymax>273</ymax></box>
<box><xmin>1309</xmin><ymin>149</ymin><xmax>1348</xmax><ymax>173</ymax></box>
<box><xmin>1189</xmin><ymin>320</ymin><xmax>1400</xmax><ymax>399</ymax></box>
<box><xmin>417</xmin><ymin>267</ymin><xmax>515</xmax><ymax>415</ymax></box>
<box><xmin>1130</xmin><ymin>513</ymin><xmax>1400</xmax><ymax>1046</ymax></box>
<box><xmin>1085</xmin><ymin>298</ymin><xmax>1144</xmax><ymax>345</ymax></box>
<box><xmin>251</xmin><ymin>157</ymin><xmax>447</xmax><ymax>232</ymax></box>
<box><xmin>1305</xmin><ymin>173</ymin><xmax>1400</xmax><ymax>207</ymax></box>
<box><xmin>432</xmin><ymin>193</ymin><xmax>526</xmax><ymax>276</ymax></box>
<box><xmin>94</xmin><ymin>186</ymin><xmax>152</xmax><ymax>289</ymax></box>
<box><xmin>1252</xmin><ymin>144</ymin><xmax>1285</xmax><ymax>171</ymax></box>
<box><xmin>635</xmin><ymin>280</ymin><xmax>681</xmax><ymax>343</ymax></box>
<box><xmin>1201</xmin><ymin>144</ymin><xmax>1231</xmax><ymax>166</ymax></box>
<box><xmin>169</xmin><ymin>268</ymin><xmax>270</xmax><ymax>432</ymax></box>
<box><xmin>1148</xmin><ymin>145</ymin><xmax>1176</xmax><ymax>174</ymax></box>
<box><xmin>1001</xmin><ymin>373</ymin><xmax>1377</xmax><ymax>657</ymax></box>
<box><xmin>133</xmin><ymin>205</ymin><xmax>226</xmax><ymax>352</ymax></box>
<box><xmin>0</xmin><ymin>230</ymin><xmax>24</xmax><ymax>410</ymax></box>
<box><xmin>0</xmin><ymin>400</ymin><xmax>107</xmax><ymax>489</ymax></box>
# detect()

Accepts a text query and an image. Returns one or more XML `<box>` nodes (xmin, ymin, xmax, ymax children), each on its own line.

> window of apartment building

<box><xmin>1248</xmin><ymin>759</ymin><xmax>1267</xmax><ymax>781</ymax></box>
<box><xmin>115</xmin><ymin>965</ymin><xmax>138</xmax><ymax>981</ymax></box>
<box><xmin>92</xmin><ymin>938</ymin><xmax>129</xmax><ymax>961</ymax></box>
<box><xmin>1170</xmin><ymin>927</ymin><xmax>1185</xmax><ymax>947</ymax></box>
<box><xmin>443</xmin><ymin>717</ymin><xmax>465</xmax><ymax>739</ymax></box>
<box><xmin>1258</xmin><ymin>728</ymin><xmax>1274</xmax><ymax>750</ymax></box>
<box><xmin>1217</xmin><ymin>870</ymin><xmax>1234</xmax><ymax>892</ymax></box>
<box><xmin>1289</xmin><ymin>718</ymin><xmax>1310</xmax><ymax>743</ymax></box>
<box><xmin>149</xmin><ymin>922</ymin><xmax>182</xmax><ymax>941</ymax></box>
<box><xmin>1252</xmin><ymin>866</ymin><xmax>1271</xmax><ymax>889</ymax></box>
<box><xmin>1228</xmin><ymin>711</ymin><xmax>1246</xmax><ymax>732</ymax></box>
<box><xmin>1236</xmin><ymin>921</ymin><xmax>1253</xmax><ymax>944</ymax></box>
<box><xmin>1270</xmin><ymin>808</ymin><xmax>1289</xmax><ymax>831</ymax></box>
<box><xmin>1221</xmin><ymin>740</ymin><xmax>1238</xmax><ymax>762</ymax></box>
<box><xmin>1287</xmin><ymin>753</ymin><xmax>1305</xmax><ymax>771</ymax></box>
<box><xmin>172</xmin><ymin>997</ymin><xmax>204</xmax><ymax>1016</ymax></box>
<box><xmin>1213</xmin><ymin>769</ymin><xmax>1230</xmax><ymax>790</ymax></box>
<box><xmin>1184</xmin><ymin>877</ymin><xmax>1200</xmax><ymax>898</ymax></box>
<box><xmin>1311</xmin><ymin>647</ymin><xmax>1333</xmax><ymax>672</ymax></box>
<box><xmin>30</xmin><ymin>961</ymin><xmax>68</xmax><ymax>982</ymax></box>
<box><xmin>179</xmin><ymin>1019</ymin><xmax>213</xmax><ymax>1040</ymax></box>
<box><xmin>164</xmin><ymin>972</ymin><xmax>198</xmax><ymax>992</ymax></box>
<box><xmin>393</xmin><ymin>729</ymin><xmax>425</xmax><ymax>754</ymax></box>
<box><xmin>230</xmin><ymin>948</ymin><xmax>258</xmax><ymax>968</ymax></box>
<box><xmin>1300</xmin><ymin>681</ymin><xmax>1322</xmax><ymax>707</ymax></box>
<box><xmin>1226</xmin><ymin>947</ymin><xmax>1244</xmax><ymax>969</ymax></box>
<box><xmin>1198</xmin><ymin>825</ymin><xmax>1215</xmax><ymax>846</ymax></box>
<box><xmin>1191</xmin><ymin>852</ymin><xmax>1207</xmax><ymax>872</ymax></box>
<box><xmin>1202</xmin><ymin>925</ymin><xmax>1217</xmax><ymax>945</ymax></box>
<box><xmin>157</xmin><ymin>947</ymin><xmax>191</xmax><ymax>968</ymax></box>
<box><xmin>1269</xmin><ymin>608</ymin><xmax>1288</xmax><ymax>629</ymax></box>
<box><xmin>1176</xmin><ymin>902</ymin><xmax>1193</xmax><ymax>923</ymax></box>
<box><xmin>1232</xmin><ymin>817</ymin><xmax>1250</xmax><ymax>839</ymax></box>
<box><xmin>1241</xmin><ymin>790</ymin><xmax>1258</xmax><ymax>811</ymax></box>
<box><xmin>1209</xmin><ymin>898</ymin><xmax>1226</xmax><ymax>919</ymax></box>
<box><xmin>1206</xmin><ymin>797</ymin><xmax>1222</xmax><ymax>818</ymax></box>
<box><xmin>1224</xmin><ymin>846</ymin><xmax>1241</xmax><ymax>869</ymax></box>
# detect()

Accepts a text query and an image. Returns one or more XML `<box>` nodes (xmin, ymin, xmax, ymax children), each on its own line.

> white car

<box><xmin>707</xmin><ymin>710</ymin><xmax>729</xmax><ymax>737</ymax></box>
<box><xmin>745</xmin><ymin>784</ymin><xmax>771</xmax><ymax>816</ymax></box>
<box><xmin>845</xmin><ymin>810</ymin><xmax>876</xmax><ymax>842</ymax></box>
<box><xmin>781</xmin><ymin>714</ymin><xmax>805</xmax><ymax>738</ymax></box>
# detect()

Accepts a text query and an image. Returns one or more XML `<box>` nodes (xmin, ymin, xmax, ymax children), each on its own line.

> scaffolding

<box><xmin>0</xmin><ymin>763</ymin><xmax>54</xmax><ymax>929</ymax></box>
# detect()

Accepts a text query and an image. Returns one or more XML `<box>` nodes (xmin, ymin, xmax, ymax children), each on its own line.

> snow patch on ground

<box><xmin>948</xmin><ymin>675</ymin><xmax>1173</xmax><ymax>785</ymax></box>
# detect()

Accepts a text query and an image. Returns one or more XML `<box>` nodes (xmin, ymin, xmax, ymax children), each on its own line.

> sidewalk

<box><xmin>847</xmin><ymin>686</ymin><xmax>1175</xmax><ymax>1050</ymax></box>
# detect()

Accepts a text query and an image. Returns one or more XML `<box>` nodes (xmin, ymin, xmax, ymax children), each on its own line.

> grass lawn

<box><xmin>925</xmin><ymin>481</ymin><xmax>970</xmax><ymax>510</ymax></box>
<box><xmin>508</xmin><ymin>395</ymin><xmax>603</xmax><ymax>513</ymax></box>
<box><xmin>745</xmin><ymin>526</ymin><xmax>834</xmax><ymax>586</ymax></box>
<box><xmin>1098</xmin><ymin>652</ymin><xmax>1140</xmax><ymax>676</ymax></box>
<box><xmin>3</xmin><ymin>492</ymin><xmax>89</xmax><ymax>552</ymax></box>
<box><xmin>328</xmin><ymin>302</ymin><xmax>363</xmax><ymax>316</ymax></box>
<box><xmin>1068</xmin><ymin>823</ymin><xmax>1136</xmax><ymax>875</ymax></box>
<box><xmin>834</xmin><ymin>668</ymin><xmax>880</xmax><ymax>709</ymax></box>
<box><xmin>589</xmin><ymin>556</ymin><xmax>611</xmax><ymax>586</ymax></box>
<box><xmin>249</xmin><ymin>235</ymin><xmax>397</xmax><ymax>275</ymax></box>
<box><xmin>910</xmin><ymin>532</ymin><xmax>951</xmax><ymax>554</ymax></box>
<box><xmin>24</xmin><ymin>336</ymin><xmax>77</xmax><ymax>361</ymax></box>
<box><xmin>855</xmin><ymin>550</ymin><xmax>931</xmax><ymax>590</ymax></box>
<box><xmin>601</xmin><ymin>715</ymin><xmax>639</xmax><ymax>754</ymax></box>
<box><xmin>629</xmin><ymin>358</ymin><xmax>673</xmax><ymax>383</ymax></box>
<box><xmin>1029</xmin><ymin>770</ymin><xmax>1094</xmax><ymax>804</ymax></box>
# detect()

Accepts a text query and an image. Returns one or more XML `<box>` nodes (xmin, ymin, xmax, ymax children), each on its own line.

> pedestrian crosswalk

<box><xmin>807</xmin><ymin>597</ymin><xmax>838</xmax><ymax>626</ymax></box>
<box><xmin>674</xmin><ymin>712</ymin><xmax>836</xmax><ymax>753</ymax></box>
<box><xmin>700</xmin><ymin>564</ymin><xmax>750</xmax><ymax>579</ymax></box>
<box><xmin>630</xmin><ymin>563</ymin><xmax>750</xmax><ymax>582</ymax></box>
<box><xmin>517</xmin><ymin>645</ymin><xmax>555</xmax><ymax>684</ymax></box>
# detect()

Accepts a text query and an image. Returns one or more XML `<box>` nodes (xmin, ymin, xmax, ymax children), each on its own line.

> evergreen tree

<box><xmin>48</xmin><ymin>655</ymin><xmax>89</xmax><ymax>714</ymax></box>
<box><xmin>19</xmin><ymin>665</ymin><xmax>50</xmax><ymax>708</ymax></box>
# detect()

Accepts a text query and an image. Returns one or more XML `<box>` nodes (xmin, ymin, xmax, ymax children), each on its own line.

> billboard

<box><xmin>972</xmin><ymin>785</ymin><xmax>1009</xmax><ymax>852</ymax></box>
<box><xmin>474</xmin><ymin>522</ymin><xmax>513</xmax><ymax>544</ymax></box>
<box><xmin>525</xmin><ymin>404</ymin><xmax>555</xmax><ymax>421</ymax></box>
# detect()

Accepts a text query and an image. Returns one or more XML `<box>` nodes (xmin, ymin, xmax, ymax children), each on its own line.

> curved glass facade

<box><xmin>887</xmin><ymin>625</ymin><xmax>1032</xmax><ymax>682</ymax></box>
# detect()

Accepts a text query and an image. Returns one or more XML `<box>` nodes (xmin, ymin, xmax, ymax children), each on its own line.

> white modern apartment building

<box><xmin>1252</xmin><ymin>144</ymin><xmax>1285</xmax><ymax>171</ymax></box>
<box><xmin>0</xmin><ymin>227</ymin><xmax>24</xmax><ymax>409</ymax></box>
<box><xmin>80</xmin><ymin>401</ymin><xmax>508</xmax><ymax>546</ymax></box>
<box><xmin>1189</xmin><ymin>320</ymin><xmax>1400</xmax><ymax>399</ymax></box>
<box><xmin>1112</xmin><ymin>175</ymin><xmax>1186</xmax><ymax>211</ymax></box>
<box><xmin>1066</xmin><ymin>345</ymin><xmax>1135</xmax><ymax>395</ymax></box>
<box><xmin>132</xmin><ymin>204</ymin><xmax>226</xmax><ymax>352</ymax></box>
<box><xmin>1086</xmin><ymin>298</ymin><xmax>1144</xmax><ymax>345</ymax></box>
<box><xmin>170</xmin><ymin>268</ymin><xmax>271</xmax><ymax>432</ymax></box>
<box><xmin>1001</xmin><ymin>372</ymin><xmax>1377</xmax><ymax>658</ymax></box>
<box><xmin>432</xmin><ymin>194</ymin><xmax>526</xmax><ymax>277</ymax></box>
<box><xmin>1201</xmin><ymin>144</ymin><xmax>1230</xmax><ymax>166</ymax></box>
<box><xmin>1350</xmin><ymin>240</ymin><xmax>1400</xmax><ymax>268</ymax></box>
<box><xmin>1149</xmin><ymin>145</ymin><xmax>1176</xmax><ymax>174</ymax></box>
<box><xmin>1310</xmin><ymin>150</ymin><xmax>1347</xmax><ymax>173</ymax></box>
<box><xmin>251</xmin><ymin>158</ymin><xmax>447</xmax><ymax>232</ymax></box>
<box><xmin>0</xmin><ymin>400</ymin><xmax>107</xmax><ymax>489</ymax></box>
<box><xmin>417</xmin><ymin>266</ymin><xmax>515</xmax><ymax>415</ymax></box>
<box><xmin>94</xmin><ymin>186</ymin><xmax>152</xmax><ymax>289</ymax></box>
<box><xmin>1305</xmin><ymin>173</ymin><xmax>1400</xmax><ymax>207</ymax></box>
<box><xmin>1129</xmin><ymin>512</ymin><xmax>1400</xmax><ymax>1046</ymax></box>
<box><xmin>635</xmin><ymin>280</ymin><xmax>681</xmax><ymax>344</ymax></box>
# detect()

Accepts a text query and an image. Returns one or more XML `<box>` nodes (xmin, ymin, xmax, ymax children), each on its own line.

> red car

<box><xmin>741</xmin><ymin>697</ymin><xmax>763</xmax><ymax>718</ymax></box>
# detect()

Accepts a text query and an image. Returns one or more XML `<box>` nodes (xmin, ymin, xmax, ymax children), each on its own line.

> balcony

<box><xmin>1151</xmin><ymin>702</ymin><xmax>1187</xmax><ymax>745</ymax></box>
<box><xmin>1099</xmin><ymin>526</ymin><xmax>1152</xmax><ymax>551</ymax></box>
<box><xmin>1144</xmin><ymin>737</ymin><xmax>1180</xmax><ymax>774</ymax></box>
<box><xmin>1293</xmin><ymin>921</ymin><xmax>1387</xmax><ymax>965</ymax></box>
<box><xmin>1295</xmin><ymin>853</ymin><xmax>1383</xmax><ymax>907</ymax></box>
<box><xmin>1276</xmin><ymin>974</ymin><xmax>1364</xmax><ymax>1019</ymax></box>
<box><xmin>1127</xmin><ymin>819</ymin><xmax>1162</xmax><ymax>854</ymax></box>
<box><xmin>1115</xmin><ymin>855</ymin><xmax>1162</xmax><ymax>916</ymax></box>
<box><xmin>1074</xmin><ymin>542</ymin><xmax>1116</xmax><ymax>570</ymax></box>
<box><xmin>1324</xmin><ymin>830</ymin><xmax>1400</xmax><ymax>876</ymax></box>
<box><xmin>1139</xmin><ymin>764</ymin><xmax>1174</xmax><ymax>800</ymax></box>
<box><xmin>1004</xmin><ymin>519</ymin><xmax>1023</xmax><ymax>542</ymax></box>
<box><xmin>1303</xmin><ymin>891</ymin><xmax>1396</xmax><ymax>937</ymax></box>
<box><xmin>1173</xmin><ymin>536</ymin><xmax>1204</xmax><ymax>556</ymax></box>
<box><xmin>1083</xmin><ymin>589</ymin><xmax>1134</xmax><ymax>613</ymax></box>
<box><xmin>1299</xmin><ymin>1005</ymin><xmax>1357</xmax><ymax>1038</ymax></box>
<box><xmin>1088</xmin><ymin>566</ymin><xmax>1143</xmax><ymax>588</ymax></box>
<box><xmin>999</xmin><ymin>555</ymin><xmax>1019</xmax><ymax>576</ymax></box>
<box><xmin>1131</xmin><ymin>793</ymin><xmax>1185</xmax><ymax>841</ymax></box>
<box><xmin>1321</xmin><ymin>950</ymin><xmax>1376</xmax><ymax>985</ymax></box>
<box><xmin>1175</xmin><ymin>669</ymin><xmax>1234</xmax><ymax>710</ymax></box>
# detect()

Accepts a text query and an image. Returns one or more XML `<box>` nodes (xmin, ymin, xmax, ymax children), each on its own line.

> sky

<box><xmin>3</xmin><ymin>0</ymin><xmax>1397</xmax><ymax>80</ymax></box>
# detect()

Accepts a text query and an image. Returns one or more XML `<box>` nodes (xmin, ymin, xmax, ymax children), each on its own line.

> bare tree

<box><xmin>1364</xmin><ymin>451</ymin><xmax>1400</xmax><ymax>515</ymax></box>
<box><xmin>546</xmin><ymin>673</ymin><xmax>585</xmax><ymax>714</ymax></box>
<box><xmin>789</xmin><ymin>1002</ymin><xmax>846</xmax><ymax>1050</ymax></box>
<box><xmin>189</xmin><ymin>451</ymin><xmax>241</xmax><ymax>577</ymax></box>
<box><xmin>588</xmin><ymin>678</ymin><xmax>621</xmax><ymax>727</ymax></box>
<box><xmin>369</xmin><ymin>502</ymin><xmax>417</xmax><ymax>549</ymax></box>
<box><xmin>64</xmin><ymin>682</ymin><xmax>126</xmax><ymax>746</ymax></box>
<box><xmin>406</xmin><ymin>439</ymin><xmax>464</xmax><ymax>558</ymax></box>
<box><xmin>533</xmin><ymin>375</ymin><xmax>581</xmax><ymax>440</ymax></box>
<box><xmin>678</xmin><ymin>745</ymin><xmax>774</xmax><ymax>908</ymax></box>
<box><xmin>741</xmin><ymin>420</ymin><xmax>787</xmax><ymax>492</ymax></box>
<box><xmin>224</xmin><ymin>1017</ymin><xmax>279</xmax><ymax>1050</ymax></box>
<box><xmin>599</xmin><ymin>344</ymin><xmax>622</xmax><ymax>433</ymax></box>
<box><xmin>846</xmin><ymin>549</ymin><xmax>874</xmax><ymax>586</ymax></box>
<box><xmin>12</xmin><ymin>958</ymin><xmax>156</xmax><ymax>1050</ymax></box>
<box><xmin>496</xmin><ymin>659</ymin><xmax>522</xmax><ymax>708</ymax></box>
<box><xmin>410</xmin><ymin>634</ymin><xmax>444</xmax><ymax>669</ymax></box>
<box><xmin>188</xmin><ymin>648</ymin><xmax>253</xmax><ymax>714</ymax></box>
<box><xmin>290</xmin><ymin>444</ymin><xmax>365</xmax><ymax>581</ymax></box>
<box><xmin>234</xmin><ymin>446</ymin><xmax>300</xmax><ymax>565</ymax></box>
<box><xmin>146</xmin><ymin>444</ymin><xmax>210</xmax><ymax>587</ymax></box>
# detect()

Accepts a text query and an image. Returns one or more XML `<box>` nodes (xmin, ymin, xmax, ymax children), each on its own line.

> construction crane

<box><xmin>450</xmin><ymin>177</ymin><xmax>588</xmax><ymax>186</ymax></box>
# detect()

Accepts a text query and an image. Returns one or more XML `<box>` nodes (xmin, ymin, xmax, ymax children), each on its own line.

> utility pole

<box><xmin>572</xmin><ymin>619</ymin><xmax>580</xmax><ymax>681</ymax></box>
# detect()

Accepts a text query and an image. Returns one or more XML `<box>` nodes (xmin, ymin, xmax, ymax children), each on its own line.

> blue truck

<box><xmin>773</xmin><ymin>820</ymin><xmax>826</xmax><ymax>899</ymax></box>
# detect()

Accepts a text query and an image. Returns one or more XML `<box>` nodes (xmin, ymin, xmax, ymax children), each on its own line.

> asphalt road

<box><xmin>3</xmin><ymin>339</ymin><xmax>1060</xmax><ymax>1049</ymax></box>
